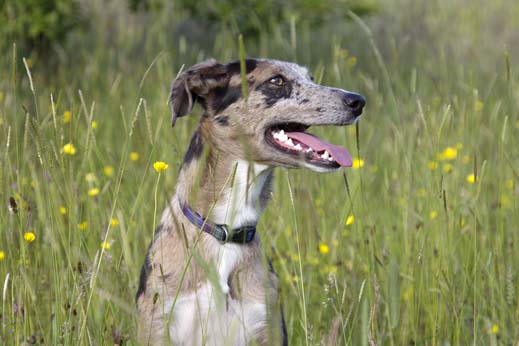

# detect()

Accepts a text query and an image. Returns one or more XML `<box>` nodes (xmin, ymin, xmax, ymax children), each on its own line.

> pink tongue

<box><xmin>286</xmin><ymin>132</ymin><xmax>353</xmax><ymax>167</ymax></box>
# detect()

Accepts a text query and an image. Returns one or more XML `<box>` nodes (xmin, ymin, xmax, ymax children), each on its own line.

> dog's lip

<box><xmin>264</xmin><ymin>123</ymin><xmax>352</xmax><ymax>167</ymax></box>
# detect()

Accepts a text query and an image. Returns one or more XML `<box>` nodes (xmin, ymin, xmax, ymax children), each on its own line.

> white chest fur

<box><xmin>210</xmin><ymin>160</ymin><xmax>272</xmax><ymax>229</ymax></box>
<box><xmin>164</xmin><ymin>281</ymin><xmax>267</xmax><ymax>346</ymax></box>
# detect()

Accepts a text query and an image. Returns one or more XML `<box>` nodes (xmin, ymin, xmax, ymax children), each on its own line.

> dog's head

<box><xmin>170</xmin><ymin>58</ymin><xmax>365</xmax><ymax>172</ymax></box>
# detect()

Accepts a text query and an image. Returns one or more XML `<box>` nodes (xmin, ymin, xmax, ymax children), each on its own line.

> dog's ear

<box><xmin>170</xmin><ymin>59</ymin><xmax>228</xmax><ymax>127</ymax></box>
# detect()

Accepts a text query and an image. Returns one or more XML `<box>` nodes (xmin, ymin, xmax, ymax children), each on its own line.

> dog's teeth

<box><xmin>280</xmin><ymin>134</ymin><xmax>288</xmax><ymax>142</ymax></box>
<box><xmin>321</xmin><ymin>150</ymin><xmax>330</xmax><ymax>160</ymax></box>
<box><xmin>305</xmin><ymin>148</ymin><xmax>313</xmax><ymax>153</ymax></box>
<box><xmin>286</xmin><ymin>138</ymin><xmax>294</xmax><ymax>146</ymax></box>
<box><xmin>279</xmin><ymin>129</ymin><xmax>285</xmax><ymax>136</ymax></box>
<box><xmin>294</xmin><ymin>144</ymin><xmax>302</xmax><ymax>150</ymax></box>
<box><xmin>328</xmin><ymin>156</ymin><xmax>334</xmax><ymax>161</ymax></box>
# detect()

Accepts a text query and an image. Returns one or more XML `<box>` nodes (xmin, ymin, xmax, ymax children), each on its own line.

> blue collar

<box><xmin>181</xmin><ymin>203</ymin><xmax>256</xmax><ymax>244</ymax></box>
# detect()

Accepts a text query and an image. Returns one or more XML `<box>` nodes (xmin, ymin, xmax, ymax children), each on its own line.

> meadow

<box><xmin>1</xmin><ymin>0</ymin><xmax>518</xmax><ymax>344</ymax></box>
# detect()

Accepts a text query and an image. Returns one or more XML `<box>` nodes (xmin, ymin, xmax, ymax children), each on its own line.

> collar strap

<box><xmin>181</xmin><ymin>203</ymin><xmax>256</xmax><ymax>244</ymax></box>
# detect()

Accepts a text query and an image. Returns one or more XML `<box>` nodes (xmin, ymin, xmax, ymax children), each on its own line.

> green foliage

<box><xmin>132</xmin><ymin>0</ymin><xmax>376</xmax><ymax>37</ymax></box>
<box><xmin>0</xmin><ymin>0</ymin><xmax>83</xmax><ymax>52</ymax></box>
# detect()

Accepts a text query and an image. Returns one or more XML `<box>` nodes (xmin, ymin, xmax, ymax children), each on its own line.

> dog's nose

<box><xmin>342</xmin><ymin>92</ymin><xmax>366</xmax><ymax>116</ymax></box>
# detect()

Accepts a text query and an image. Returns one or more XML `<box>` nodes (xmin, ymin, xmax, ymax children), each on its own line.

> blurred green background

<box><xmin>0</xmin><ymin>0</ymin><xmax>518</xmax><ymax>345</ymax></box>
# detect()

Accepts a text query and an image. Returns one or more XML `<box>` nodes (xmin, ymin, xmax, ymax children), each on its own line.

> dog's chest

<box><xmin>165</xmin><ymin>282</ymin><xmax>267</xmax><ymax>345</ymax></box>
<box><xmin>164</xmin><ymin>244</ymin><xmax>267</xmax><ymax>345</ymax></box>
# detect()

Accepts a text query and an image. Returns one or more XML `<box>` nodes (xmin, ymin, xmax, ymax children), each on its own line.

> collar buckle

<box><xmin>214</xmin><ymin>224</ymin><xmax>229</xmax><ymax>244</ymax></box>
<box><xmin>181</xmin><ymin>202</ymin><xmax>256</xmax><ymax>245</ymax></box>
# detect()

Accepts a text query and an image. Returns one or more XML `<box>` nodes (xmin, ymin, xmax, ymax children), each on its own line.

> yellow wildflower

<box><xmin>345</xmin><ymin>215</ymin><xmax>355</xmax><ymax>226</ymax></box>
<box><xmin>110</xmin><ymin>218</ymin><xmax>119</xmax><ymax>227</ymax></box>
<box><xmin>466</xmin><ymin>174</ymin><xmax>476</xmax><ymax>184</ymax></box>
<box><xmin>347</xmin><ymin>56</ymin><xmax>357</xmax><ymax>67</ymax></box>
<box><xmin>91</xmin><ymin>121</ymin><xmax>98</xmax><ymax>129</ymax></box>
<box><xmin>63</xmin><ymin>111</ymin><xmax>72</xmax><ymax>124</ymax></box>
<box><xmin>442</xmin><ymin>147</ymin><xmax>458</xmax><ymax>160</ymax></box>
<box><xmin>0</xmin><ymin>251</ymin><xmax>5</xmax><ymax>261</ymax></box>
<box><xmin>100</xmin><ymin>241</ymin><xmax>111</xmax><ymax>250</ymax></box>
<box><xmin>416</xmin><ymin>188</ymin><xmax>427</xmax><ymax>198</ymax></box>
<box><xmin>475</xmin><ymin>100</ymin><xmax>484</xmax><ymax>112</ymax></box>
<box><xmin>59</xmin><ymin>206</ymin><xmax>67</xmax><ymax>215</ymax></box>
<box><xmin>104</xmin><ymin>166</ymin><xmax>114</xmax><ymax>177</ymax></box>
<box><xmin>491</xmin><ymin>324</ymin><xmax>499</xmax><ymax>334</ymax></box>
<box><xmin>88</xmin><ymin>188</ymin><xmax>100</xmax><ymax>197</ymax></box>
<box><xmin>322</xmin><ymin>265</ymin><xmax>338</xmax><ymax>274</ymax></box>
<box><xmin>429</xmin><ymin>210</ymin><xmax>438</xmax><ymax>220</ymax></box>
<box><xmin>443</xmin><ymin>163</ymin><xmax>453</xmax><ymax>174</ymax></box>
<box><xmin>402</xmin><ymin>286</ymin><xmax>413</xmax><ymax>301</ymax></box>
<box><xmin>428</xmin><ymin>161</ymin><xmax>438</xmax><ymax>170</ymax></box>
<box><xmin>78</xmin><ymin>222</ymin><xmax>88</xmax><ymax>231</ymax></box>
<box><xmin>85</xmin><ymin>173</ymin><xmax>97</xmax><ymax>182</ymax></box>
<box><xmin>285</xmin><ymin>274</ymin><xmax>299</xmax><ymax>284</ymax></box>
<box><xmin>24</xmin><ymin>232</ymin><xmax>36</xmax><ymax>243</ymax></box>
<box><xmin>352</xmin><ymin>158</ymin><xmax>364</xmax><ymax>169</ymax></box>
<box><xmin>319</xmin><ymin>243</ymin><xmax>330</xmax><ymax>255</ymax></box>
<box><xmin>62</xmin><ymin>143</ymin><xmax>77</xmax><ymax>155</ymax></box>
<box><xmin>505</xmin><ymin>179</ymin><xmax>514</xmax><ymax>190</ymax></box>
<box><xmin>307</xmin><ymin>255</ymin><xmax>319</xmax><ymax>265</ymax></box>
<box><xmin>500</xmin><ymin>194</ymin><xmax>512</xmax><ymax>208</ymax></box>
<box><xmin>130</xmin><ymin>152</ymin><xmax>139</xmax><ymax>161</ymax></box>
<box><xmin>153</xmin><ymin>161</ymin><xmax>169</xmax><ymax>173</ymax></box>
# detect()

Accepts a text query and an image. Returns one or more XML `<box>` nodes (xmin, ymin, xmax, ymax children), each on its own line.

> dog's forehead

<box><xmin>255</xmin><ymin>59</ymin><xmax>310</xmax><ymax>79</ymax></box>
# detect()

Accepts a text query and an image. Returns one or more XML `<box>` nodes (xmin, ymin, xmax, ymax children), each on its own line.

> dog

<box><xmin>136</xmin><ymin>58</ymin><xmax>365</xmax><ymax>345</ymax></box>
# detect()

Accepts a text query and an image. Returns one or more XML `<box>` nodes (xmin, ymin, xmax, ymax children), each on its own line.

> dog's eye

<box><xmin>269</xmin><ymin>76</ymin><xmax>285</xmax><ymax>86</ymax></box>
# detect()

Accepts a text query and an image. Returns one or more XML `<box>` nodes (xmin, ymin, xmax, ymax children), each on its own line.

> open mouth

<box><xmin>265</xmin><ymin>123</ymin><xmax>353</xmax><ymax>168</ymax></box>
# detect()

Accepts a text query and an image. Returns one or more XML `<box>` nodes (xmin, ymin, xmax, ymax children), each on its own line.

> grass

<box><xmin>1</xmin><ymin>0</ymin><xmax>518</xmax><ymax>344</ymax></box>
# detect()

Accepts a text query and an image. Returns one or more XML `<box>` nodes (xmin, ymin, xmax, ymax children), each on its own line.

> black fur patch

<box><xmin>183</xmin><ymin>130</ymin><xmax>204</xmax><ymax>165</ymax></box>
<box><xmin>214</xmin><ymin>115</ymin><xmax>229</xmax><ymax>126</ymax></box>
<box><xmin>225</xmin><ymin>59</ymin><xmax>258</xmax><ymax>75</ymax></box>
<box><xmin>136</xmin><ymin>245</ymin><xmax>153</xmax><ymax>301</ymax></box>
<box><xmin>257</xmin><ymin>78</ymin><xmax>292</xmax><ymax>108</ymax></box>
<box><xmin>315</xmin><ymin>107</ymin><xmax>324</xmax><ymax>112</ymax></box>
<box><xmin>212</xmin><ymin>86</ymin><xmax>242</xmax><ymax>114</ymax></box>
<box><xmin>281</xmin><ymin>307</ymin><xmax>288</xmax><ymax>346</ymax></box>
<box><xmin>204</xmin><ymin>59</ymin><xmax>258</xmax><ymax>114</ymax></box>
<box><xmin>136</xmin><ymin>224</ymin><xmax>167</xmax><ymax>301</ymax></box>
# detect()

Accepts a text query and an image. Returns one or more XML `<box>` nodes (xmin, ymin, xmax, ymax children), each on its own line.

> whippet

<box><xmin>136</xmin><ymin>58</ymin><xmax>365</xmax><ymax>345</ymax></box>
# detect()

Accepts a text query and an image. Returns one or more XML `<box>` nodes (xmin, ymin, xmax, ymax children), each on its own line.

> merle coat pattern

<box><xmin>136</xmin><ymin>58</ymin><xmax>365</xmax><ymax>346</ymax></box>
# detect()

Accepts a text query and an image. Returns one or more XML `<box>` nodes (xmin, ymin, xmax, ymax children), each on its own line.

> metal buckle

<box><xmin>215</xmin><ymin>224</ymin><xmax>229</xmax><ymax>244</ymax></box>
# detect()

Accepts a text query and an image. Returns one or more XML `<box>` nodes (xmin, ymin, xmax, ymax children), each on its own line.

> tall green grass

<box><xmin>1</xmin><ymin>0</ymin><xmax>518</xmax><ymax>344</ymax></box>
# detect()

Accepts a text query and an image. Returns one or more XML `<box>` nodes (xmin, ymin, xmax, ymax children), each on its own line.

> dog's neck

<box><xmin>175</xmin><ymin>128</ymin><xmax>273</xmax><ymax>230</ymax></box>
